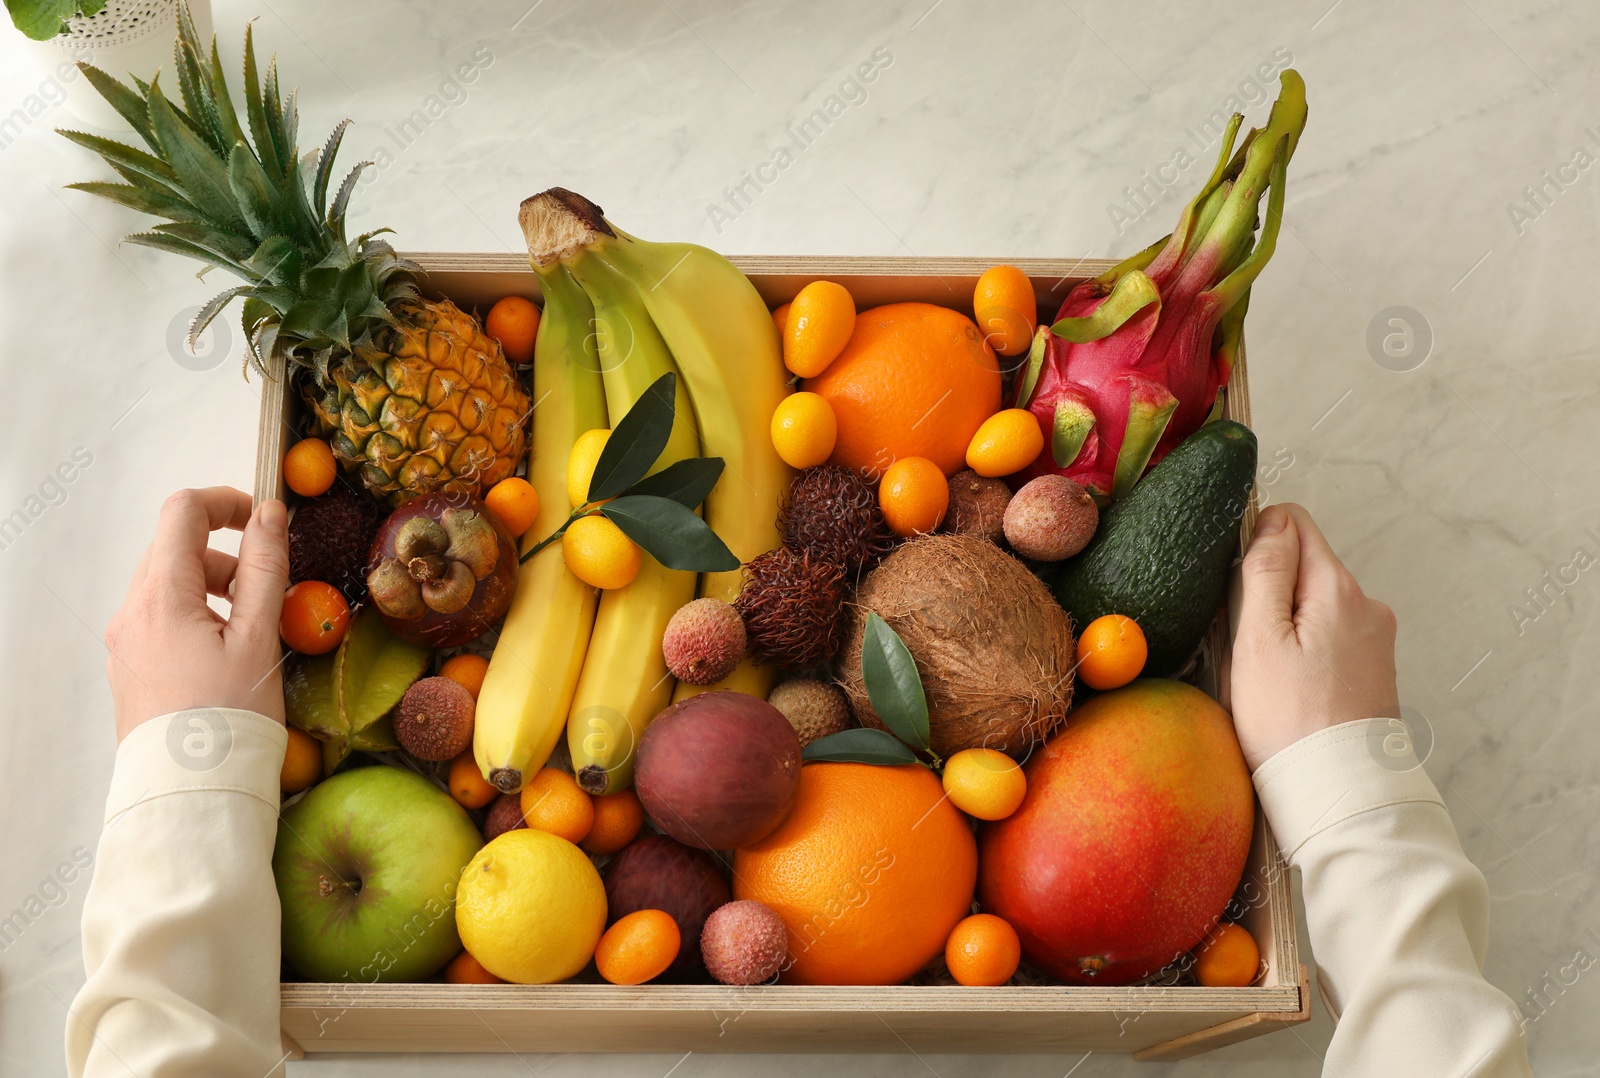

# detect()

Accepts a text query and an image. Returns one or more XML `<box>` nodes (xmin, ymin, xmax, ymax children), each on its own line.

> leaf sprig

<box><xmin>801</xmin><ymin>612</ymin><xmax>940</xmax><ymax>769</ymax></box>
<box><xmin>519</xmin><ymin>372</ymin><xmax>739</xmax><ymax>573</ymax></box>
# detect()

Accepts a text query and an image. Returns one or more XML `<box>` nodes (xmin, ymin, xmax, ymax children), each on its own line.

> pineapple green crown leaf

<box><xmin>57</xmin><ymin>1</ymin><xmax>412</xmax><ymax>380</ymax></box>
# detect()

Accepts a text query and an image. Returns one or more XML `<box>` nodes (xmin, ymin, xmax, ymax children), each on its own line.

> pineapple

<box><xmin>61</xmin><ymin>4</ymin><xmax>529</xmax><ymax>506</ymax></box>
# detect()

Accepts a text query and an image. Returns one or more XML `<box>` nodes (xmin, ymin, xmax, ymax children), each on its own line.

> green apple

<box><xmin>274</xmin><ymin>764</ymin><xmax>482</xmax><ymax>982</ymax></box>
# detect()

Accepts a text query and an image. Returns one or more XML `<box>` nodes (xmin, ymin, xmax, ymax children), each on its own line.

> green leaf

<box><xmin>311</xmin><ymin>119</ymin><xmax>350</xmax><ymax>219</ymax></box>
<box><xmin>146</xmin><ymin>76</ymin><xmax>248</xmax><ymax>233</ymax></box>
<box><xmin>588</xmin><ymin>371</ymin><xmax>676</xmax><ymax>502</ymax></box>
<box><xmin>6</xmin><ymin>0</ymin><xmax>94</xmax><ymax>39</ymax></box>
<box><xmin>208</xmin><ymin>39</ymin><xmax>246</xmax><ymax>153</ymax></box>
<box><xmin>64</xmin><ymin>181</ymin><xmax>198</xmax><ymax>221</ymax></box>
<box><xmin>1050</xmin><ymin>270</ymin><xmax>1160</xmax><ymax>345</ymax></box>
<box><xmin>802</xmin><ymin>727</ymin><xmax>920</xmax><ymax>765</ymax></box>
<box><xmin>75</xmin><ymin>63</ymin><xmax>156</xmax><ymax>148</ymax></box>
<box><xmin>227</xmin><ymin>141</ymin><xmax>277</xmax><ymax>239</ymax></box>
<box><xmin>57</xmin><ymin>129</ymin><xmax>177</xmax><ymax>188</ymax></box>
<box><xmin>334</xmin><ymin>609</ymin><xmax>430</xmax><ymax>734</ymax></box>
<box><xmin>242</xmin><ymin>25</ymin><xmax>282</xmax><ymax>178</ymax></box>
<box><xmin>188</xmin><ymin>284</ymin><xmax>251</xmax><ymax>352</ymax></box>
<box><xmin>122</xmin><ymin>230</ymin><xmax>231</xmax><ymax>270</ymax></box>
<box><xmin>622</xmin><ymin>456</ymin><xmax>724</xmax><ymax>508</ymax></box>
<box><xmin>151</xmin><ymin>221</ymin><xmax>255</xmax><ymax>266</ymax></box>
<box><xmin>860</xmin><ymin>613</ymin><xmax>930</xmax><ymax>752</ymax></box>
<box><xmin>326</xmin><ymin>161</ymin><xmax>369</xmax><ymax>238</ymax></box>
<box><xmin>600</xmin><ymin>495</ymin><xmax>739</xmax><ymax>572</ymax></box>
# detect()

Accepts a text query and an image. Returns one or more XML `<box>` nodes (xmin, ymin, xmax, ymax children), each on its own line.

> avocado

<box><xmin>1052</xmin><ymin>420</ymin><xmax>1257</xmax><ymax>677</ymax></box>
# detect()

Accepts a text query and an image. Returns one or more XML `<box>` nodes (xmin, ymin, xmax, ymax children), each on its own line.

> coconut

<box><xmin>837</xmin><ymin>534</ymin><xmax>1074</xmax><ymax>757</ymax></box>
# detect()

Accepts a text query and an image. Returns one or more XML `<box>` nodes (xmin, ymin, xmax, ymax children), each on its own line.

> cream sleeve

<box><xmin>1253</xmin><ymin>718</ymin><xmax>1534</xmax><ymax>1077</ymax></box>
<box><xmin>67</xmin><ymin>709</ymin><xmax>288</xmax><ymax>1078</ymax></box>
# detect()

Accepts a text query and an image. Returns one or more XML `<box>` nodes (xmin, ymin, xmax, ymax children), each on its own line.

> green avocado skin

<box><xmin>1051</xmin><ymin>421</ymin><xmax>1258</xmax><ymax>677</ymax></box>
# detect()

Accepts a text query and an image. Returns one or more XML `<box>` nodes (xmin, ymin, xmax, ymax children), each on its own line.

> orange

<box><xmin>519</xmin><ymin>768</ymin><xmax>594</xmax><ymax>844</ymax></box>
<box><xmin>444</xmin><ymin>949</ymin><xmax>504</xmax><ymax>984</ymax></box>
<box><xmin>280</xmin><ymin>726</ymin><xmax>322</xmax><ymax>794</ymax></box>
<box><xmin>805</xmin><ymin>302</ymin><xmax>1001</xmax><ymax>478</ymax></box>
<box><xmin>439</xmin><ymin>653</ymin><xmax>490</xmax><ymax>699</ymax></box>
<box><xmin>563</xmin><ymin>515</ymin><xmax>642</xmax><ymax>590</ymax></box>
<box><xmin>772</xmin><ymin>302</ymin><xmax>791</xmax><ymax>336</ymax></box>
<box><xmin>483</xmin><ymin>477</ymin><xmax>539</xmax><ymax>537</ymax></box>
<box><xmin>945</xmin><ymin>913</ymin><xmax>1021</xmax><ymax>986</ymax></box>
<box><xmin>941</xmin><ymin>748</ymin><xmax>1026</xmax><ymax>821</ymax></box>
<box><xmin>973</xmin><ymin>265</ymin><xmax>1038</xmax><ymax>357</ymax></box>
<box><xmin>784</xmin><ymin>281</ymin><xmax>856</xmax><ymax>378</ymax></box>
<box><xmin>1193</xmin><ymin>922</ymin><xmax>1261</xmax><ymax>987</ymax></box>
<box><xmin>448</xmin><ymin>751</ymin><xmax>498</xmax><ymax>810</ymax></box>
<box><xmin>279</xmin><ymin>581</ymin><xmax>350</xmax><ymax>655</ymax></box>
<box><xmin>284</xmin><ymin>438</ymin><xmax>336</xmax><ymax>497</ymax></box>
<box><xmin>770</xmin><ymin>391</ymin><xmax>837</xmax><ymax>470</ymax></box>
<box><xmin>595</xmin><ymin>909</ymin><xmax>681</xmax><ymax>985</ymax></box>
<box><xmin>486</xmin><ymin>295</ymin><xmax>540</xmax><ymax>364</ymax></box>
<box><xmin>581</xmin><ymin>789</ymin><xmax>645</xmax><ymax>855</ymax></box>
<box><xmin>733</xmin><ymin>762</ymin><xmax>977</xmax><ymax>985</ymax></box>
<box><xmin>1075</xmin><ymin>614</ymin><xmax>1148</xmax><ymax>690</ymax></box>
<box><xmin>965</xmin><ymin>408</ymin><xmax>1045</xmax><ymax>478</ymax></box>
<box><xmin>879</xmin><ymin>456</ymin><xmax>949</xmax><ymax>537</ymax></box>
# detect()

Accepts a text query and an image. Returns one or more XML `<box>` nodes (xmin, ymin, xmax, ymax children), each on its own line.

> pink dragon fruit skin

<box><xmin>1016</xmin><ymin>71</ymin><xmax>1307</xmax><ymax>501</ymax></box>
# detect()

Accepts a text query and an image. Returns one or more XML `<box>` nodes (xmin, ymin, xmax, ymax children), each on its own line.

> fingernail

<box><xmin>1255</xmin><ymin>508</ymin><xmax>1286</xmax><ymax>536</ymax></box>
<box><xmin>261</xmin><ymin>498</ymin><xmax>287</xmax><ymax>532</ymax></box>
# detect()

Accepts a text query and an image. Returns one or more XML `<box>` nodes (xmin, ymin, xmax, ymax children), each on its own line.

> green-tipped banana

<box><xmin>474</xmin><ymin>262</ymin><xmax>605</xmax><ymax>793</ymax></box>
<box><xmin>558</xmin><ymin>244</ymin><xmax>700</xmax><ymax>795</ymax></box>
<box><xmin>585</xmin><ymin>224</ymin><xmax>794</xmax><ymax>702</ymax></box>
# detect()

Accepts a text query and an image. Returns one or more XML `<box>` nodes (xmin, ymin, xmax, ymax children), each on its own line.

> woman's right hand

<box><xmin>1229</xmin><ymin>503</ymin><xmax>1401</xmax><ymax>771</ymax></box>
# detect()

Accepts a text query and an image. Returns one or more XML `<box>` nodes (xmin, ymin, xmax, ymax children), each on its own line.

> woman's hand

<box><xmin>104</xmin><ymin>488</ymin><xmax>290</xmax><ymax>740</ymax></box>
<box><xmin>1229</xmin><ymin>502</ymin><xmax>1401</xmax><ymax>771</ymax></box>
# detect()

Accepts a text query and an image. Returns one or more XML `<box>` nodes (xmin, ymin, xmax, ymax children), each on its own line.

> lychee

<box><xmin>1003</xmin><ymin>475</ymin><xmax>1098</xmax><ymax>561</ymax></box>
<box><xmin>661</xmin><ymin>598</ymin><xmax>747</xmax><ymax>685</ymax></box>
<box><xmin>944</xmin><ymin>469</ymin><xmax>1011</xmax><ymax>543</ymax></box>
<box><xmin>393</xmin><ymin>676</ymin><xmax>476</xmax><ymax>761</ymax></box>
<box><xmin>701</xmin><ymin>900</ymin><xmax>789</xmax><ymax>985</ymax></box>
<box><xmin>484</xmin><ymin>793</ymin><xmax>526</xmax><ymax>841</ymax></box>
<box><xmin>766</xmin><ymin>679</ymin><xmax>851</xmax><ymax>747</ymax></box>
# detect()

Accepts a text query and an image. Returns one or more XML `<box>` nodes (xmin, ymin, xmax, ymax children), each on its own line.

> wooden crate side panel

<box><xmin>280</xmin><ymin>983</ymin><xmax>1301</xmax><ymax>1056</ymax></box>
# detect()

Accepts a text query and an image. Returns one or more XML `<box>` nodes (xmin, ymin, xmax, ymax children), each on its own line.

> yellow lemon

<box><xmin>965</xmin><ymin>408</ymin><xmax>1045</xmax><ymax>478</ymax></box>
<box><xmin>942</xmin><ymin>748</ymin><xmax>1027</xmax><ymax>821</ymax></box>
<box><xmin>562</xmin><ymin>514</ymin><xmax>642</xmax><ymax>589</ymax></box>
<box><xmin>770</xmin><ymin>391</ymin><xmax>838</xmax><ymax>469</ymax></box>
<box><xmin>455</xmin><ymin>829</ymin><xmax>607</xmax><ymax>984</ymax></box>
<box><xmin>567</xmin><ymin>428</ymin><xmax>612</xmax><ymax>507</ymax></box>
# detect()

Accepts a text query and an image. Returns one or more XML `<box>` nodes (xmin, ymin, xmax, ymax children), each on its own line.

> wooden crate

<box><xmin>256</xmin><ymin>255</ymin><xmax>1306</xmax><ymax>1061</ymax></box>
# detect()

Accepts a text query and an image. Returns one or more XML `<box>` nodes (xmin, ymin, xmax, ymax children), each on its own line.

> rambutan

<box><xmin>776</xmin><ymin>466</ymin><xmax>894</xmax><ymax>573</ymax></box>
<box><xmin>287</xmin><ymin>484</ymin><xmax>385</xmax><ymax>604</ymax></box>
<box><xmin>735</xmin><ymin>548</ymin><xmax>849</xmax><ymax>669</ymax></box>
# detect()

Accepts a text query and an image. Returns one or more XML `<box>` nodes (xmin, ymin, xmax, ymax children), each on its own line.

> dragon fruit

<box><xmin>1016</xmin><ymin>71</ymin><xmax>1307</xmax><ymax>501</ymax></box>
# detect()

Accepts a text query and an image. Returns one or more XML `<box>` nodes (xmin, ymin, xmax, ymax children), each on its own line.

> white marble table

<box><xmin>3</xmin><ymin>1</ymin><xmax>1596</xmax><ymax>1074</ymax></box>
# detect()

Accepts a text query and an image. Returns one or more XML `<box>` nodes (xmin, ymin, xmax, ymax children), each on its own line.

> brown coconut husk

<box><xmin>836</xmin><ymin>533</ymin><xmax>1074</xmax><ymax>758</ymax></box>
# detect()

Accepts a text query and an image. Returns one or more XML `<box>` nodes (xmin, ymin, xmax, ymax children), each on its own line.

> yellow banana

<box><xmin>474</xmin><ymin>262</ymin><xmax>605</xmax><ymax>793</ymax></box>
<box><xmin>563</xmin><ymin>253</ymin><xmax>700</xmax><ymax>795</ymax></box>
<box><xmin>586</xmin><ymin>226</ymin><xmax>795</xmax><ymax>703</ymax></box>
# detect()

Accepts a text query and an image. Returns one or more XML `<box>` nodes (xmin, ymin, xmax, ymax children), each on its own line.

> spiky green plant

<box><xmin>61</xmin><ymin>3</ymin><xmax>530</xmax><ymax>505</ymax></box>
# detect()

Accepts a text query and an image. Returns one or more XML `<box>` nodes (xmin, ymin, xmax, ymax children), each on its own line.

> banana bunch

<box><xmin>474</xmin><ymin>262</ymin><xmax>606</xmax><ymax>793</ymax></box>
<box><xmin>475</xmin><ymin>189</ymin><xmax>792</xmax><ymax>795</ymax></box>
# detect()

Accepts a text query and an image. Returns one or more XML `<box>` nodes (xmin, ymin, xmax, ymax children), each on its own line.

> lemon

<box><xmin>770</xmin><ymin>391</ymin><xmax>838</xmax><ymax>469</ymax></box>
<box><xmin>455</xmin><ymin>829</ymin><xmax>607</xmax><ymax>984</ymax></box>
<box><xmin>562</xmin><ymin>514</ymin><xmax>642</xmax><ymax>589</ymax></box>
<box><xmin>942</xmin><ymin>748</ymin><xmax>1027</xmax><ymax>821</ymax></box>
<box><xmin>567</xmin><ymin>428</ymin><xmax>612</xmax><ymax>507</ymax></box>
